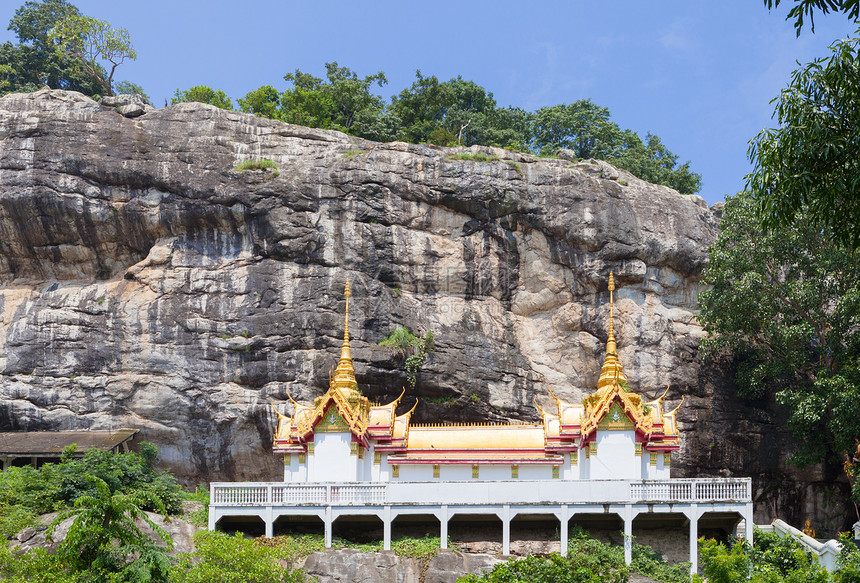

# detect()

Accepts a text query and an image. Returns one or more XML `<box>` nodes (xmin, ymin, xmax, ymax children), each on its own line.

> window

<box><xmin>552</xmin><ymin>466</ymin><xmax>560</xmax><ymax>479</ymax></box>
<box><xmin>374</xmin><ymin>451</ymin><xmax>381</xmax><ymax>465</ymax></box>
<box><xmin>392</xmin><ymin>465</ymin><xmax>399</xmax><ymax>478</ymax></box>
<box><xmin>649</xmin><ymin>452</ymin><xmax>657</xmax><ymax>467</ymax></box>
<box><xmin>511</xmin><ymin>465</ymin><xmax>518</xmax><ymax>479</ymax></box>
<box><xmin>472</xmin><ymin>465</ymin><xmax>479</xmax><ymax>479</ymax></box>
<box><xmin>433</xmin><ymin>465</ymin><xmax>440</xmax><ymax>478</ymax></box>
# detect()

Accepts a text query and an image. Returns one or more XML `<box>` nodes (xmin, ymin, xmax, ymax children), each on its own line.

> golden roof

<box><xmin>407</xmin><ymin>424</ymin><xmax>546</xmax><ymax>451</ymax></box>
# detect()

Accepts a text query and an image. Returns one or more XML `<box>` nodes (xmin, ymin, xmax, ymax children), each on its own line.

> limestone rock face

<box><xmin>299</xmin><ymin>549</ymin><xmax>499</xmax><ymax>583</ymax></box>
<box><xmin>0</xmin><ymin>89</ymin><xmax>849</xmax><ymax>532</ymax></box>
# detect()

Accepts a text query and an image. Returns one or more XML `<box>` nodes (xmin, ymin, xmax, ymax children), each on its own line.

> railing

<box><xmin>211</xmin><ymin>478</ymin><xmax>751</xmax><ymax>507</ymax></box>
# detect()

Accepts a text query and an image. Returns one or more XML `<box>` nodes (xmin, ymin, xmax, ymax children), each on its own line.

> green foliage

<box><xmin>503</xmin><ymin>160</ymin><xmax>523</xmax><ymax>175</ymax></box>
<box><xmin>698</xmin><ymin>190</ymin><xmax>860</xmax><ymax>495</ymax></box>
<box><xmin>694</xmin><ymin>528</ymin><xmax>857</xmax><ymax>583</ymax></box>
<box><xmin>764</xmin><ymin>0</ymin><xmax>860</xmax><ymax>35</ymax></box>
<box><xmin>171</xmin><ymin>85</ymin><xmax>233</xmax><ymax>109</ymax></box>
<box><xmin>631</xmin><ymin>543</ymin><xmax>691</xmax><ymax>583</ymax></box>
<box><xmin>50</xmin><ymin>474</ymin><xmax>173</xmax><ymax>583</ymax></box>
<box><xmin>170</xmin><ymin>530</ymin><xmax>305</xmax><ymax>583</ymax></box>
<box><xmin>533</xmin><ymin>99</ymin><xmax>620</xmax><ymax>159</ymax></box>
<box><xmin>0</xmin><ymin>540</ymin><xmax>79</xmax><ymax>583</ymax></box>
<box><xmin>0</xmin><ymin>504</ymin><xmax>38</xmax><ymax>539</ymax></box>
<box><xmin>0</xmin><ymin>0</ymin><xmax>102</xmax><ymax>96</ymax></box>
<box><xmin>447</xmin><ymin>152</ymin><xmax>501</xmax><ymax>162</ymax></box>
<box><xmin>379</xmin><ymin>326</ymin><xmax>435</xmax><ymax>389</ymax></box>
<box><xmin>48</xmin><ymin>13</ymin><xmax>136</xmax><ymax>96</ymax></box>
<box><xmin>238</xmin><ymin>85</ymin><xmax>282</xmax><ymax>119</ymax></box>
<box><xmin>747</xmin><ymin>30</ymin><xmax>860</xmax><ymax>249</ymax></box>
<box><xmin>113</xmin><ymin>80</ymin><xmax>149</xmax><ymax>103</ymax></box>
<box><xmin>341</xmin><ymin>149</ymin><xmax>365</xmax><ymax>159</ymax></box>
<box><xmin>460</xmin><ymin>531</ymin><xmax>627</xmax><ymax>583</ymax></box>
<box><xmin>234</xmin><ymin>158</ymin><xmax>279</xmax><ymax>175</ymax></box>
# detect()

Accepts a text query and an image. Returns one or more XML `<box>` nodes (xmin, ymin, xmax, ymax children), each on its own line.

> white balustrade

<box><xmin>210</xmin><ymin>478</ymin><xmax>751</xmax><ymax>507</ymax></box>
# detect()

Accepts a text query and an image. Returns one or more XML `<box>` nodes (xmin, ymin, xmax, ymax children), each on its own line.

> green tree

<box><xmin>238</xmin><ymin>85</ymin><xmax>282</xmax><ymax>119</ymax></box>
<box><xmin>698</xmin><ymin>190</ymin><xmax>860</xmax><ymax>505</ymax></box>
<box><xmin>280</xmin><ymin>62</ymin><xmax>387</xmax><ymax>134</ymax></box>
<box><xmin>114</xmin><ymin>79</ymin><xmax>149</xmax><ymax>103</ymax></box>
<box><xmin>747</xmin><ymin>31</ymin><xmax>860</xmax><ymax>249</ymax></box>
<box><xmin>48</xmin><ymin>13</ymin><xmax>136</xmax><ymax>96</ymax></box>
<box><xmin>49</xmin><ymin>474</ymin><xmax>173</xmax><ymax>582</ymax></box>
<box><xmin>171</xmin><ymin>85</ymin><xmax>233</xmax><ymax>109</ymax></box>
<box><xmin>0</xmin><ymin>0</ymin><xmax>102</xmax><ymax>96</ymax></box>
<box><xmin>764</xmin><ymin>0</ymin><xmax>860</xmax><ymax>34</ymax></box>
<box><xmin>532</xmin><ymin>99</ymin><xmax>623</xmax><ymax>159</ymax></box>
<box><xmin>613</xmin><ymin>131</ymin><xmax>702</xmax><ymax>194</ymax></box>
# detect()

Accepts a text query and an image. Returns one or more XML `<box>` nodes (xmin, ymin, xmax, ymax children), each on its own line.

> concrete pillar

<box><xmin>623</xmin><ymin>505</ymin><xmax>633</xmax><ymax>566</ymax></box>
<box><xmin>325</xmin><ymin>506</ymin><xmax>333</xmax><ymax>548</ymax></box>
<box><xmin>502</xmin><ymin>505</ymin><xmax>511</xmax><ymax>556</ymax></box>
<box><xmin>560</xmin><ymin>505</ymin><xmax>569</xmax><ymax>557</ymax></box>
<box><xmin>689</xmin><ymin>504</ymin><xmax>699</xmax><ymax>575</ymax></box>
<box><xmin>383</xmin><ymin>506</ymin><xmax>392</xmax><ymax>551</ymax></box>
<box><xmin>744</xmin><ymin>503</ymin><xmax>754</xmax><ymax>543</ymax></box>
<box><xmin>440</xmin><ymin>505</ymin><xmax>448</xmax><ymax>550</ymax></box>
<box><xmin>264</xmin><ymin>507</ymin><xmax>273</xmax><ymax>538</ymax></box>
<box><xmin>208</xmin><ymin>484</ymin><xmax>216</xmax><ymax>531</ymax></box>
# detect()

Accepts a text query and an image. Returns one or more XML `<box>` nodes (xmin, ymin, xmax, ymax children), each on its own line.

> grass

<box><xmin>342</xmin><ymin>149</ymin><xmax>366</xmax><ymax>159</ymax></box>
<box><xmin>447</xmin><ymin>152</ymin><xmax>500</xmax><ymax>163</ymax></box>
<box><xmin>426</xmin><ymin>396</ymin><xmax>457</xmax><ymax>405</ymax></box>
<box><xmin>619</xmin><ymin>178</ymin><xmax>629</xmax><ymax>186</ymax></box>
<box><xmin>234</xmin><ymin>158</ymin><xmax>279</xmax><ymax>177</ymax></box>
<box><xmin>503</xmin><ymin>160</ymin><xmax>523</xmax><ymax>175</ymax></box>
<box><xmin>468</xmin><ymin>394</ymin><xmax>481</xmax><ymax>403</ymax></box>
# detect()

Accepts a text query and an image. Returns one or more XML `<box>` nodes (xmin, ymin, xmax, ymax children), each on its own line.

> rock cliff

<box><xmin>0</xmin><ymin>89</ymin><xmax>849</xmax><ymax>532</ymax></box>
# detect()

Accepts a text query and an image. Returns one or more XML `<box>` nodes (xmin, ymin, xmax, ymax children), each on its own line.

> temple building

<box><xmin>272</xmin><ymin>274</ymin><xmax>683</xmax><ymax>483</ymax></box>
<box><xmin>209</xmin><ymin>275</ymin><xmax>752</xmax><ymax>574</ymax></box>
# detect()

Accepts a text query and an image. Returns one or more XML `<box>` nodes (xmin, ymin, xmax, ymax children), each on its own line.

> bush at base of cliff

<box><xmin>694</xmin><ymin>528</ymin><xmax>860</xmax><ymax>583</ymax></box>
<box><xmin>631</xmin><ymin>543</ymin><xmax>691</xmax><ymax>583</ymax></box>
<box><xmin>170</xmin><ymin>530</ymin><xmax>307</xmax><ymax>583</ymax></box>
<box><xmin>0</xmin><ymin>541</ymin><xmax>79</xmax><ymax>583</ymax></box>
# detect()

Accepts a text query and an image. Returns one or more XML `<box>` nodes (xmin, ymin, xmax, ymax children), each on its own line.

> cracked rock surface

<box><xmin>0</xmin><ymin>89</ymin><xmax>849</xmax><ymax>532</ymax></box>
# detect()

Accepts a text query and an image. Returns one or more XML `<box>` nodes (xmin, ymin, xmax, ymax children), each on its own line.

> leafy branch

<box><xmin>379</xmin><ymin>326</ymin><xmax>435</xmax><ymax>389</ymax></box>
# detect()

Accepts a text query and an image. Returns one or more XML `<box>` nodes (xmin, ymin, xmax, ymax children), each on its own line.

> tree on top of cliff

<box><xmin>48</xmin><ymin>12</ymin><xmax>136</xmax><ymax>97</ymax></box>
<box><xmin>172</xmin><ymin>85</ymin><xmax>233</xmax><ymax>109</ymax></box>
<box><xmin>747</xmin><ymin>29</ymin><xmax>860</xmax><ymax>250</ymax></box>
<box><xmin>698</xmin><ymin>190</ymin><xmax>860</xmax><ymax>511</ymax></box>
<box><xmin>0</xmin><ymin>0</ymin><xmax>102</xmax><ymax>96</ymax></box>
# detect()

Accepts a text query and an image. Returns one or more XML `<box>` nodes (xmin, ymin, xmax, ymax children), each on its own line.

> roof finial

<box><xmin>332</xmin><ymin>277</ymin><xmax>359</xmax><ymax>397</ymax></box>
<box><xmin>598</xmin><ymin>272</ymin><xmax>627</xmax><ymax>390</ymax></box>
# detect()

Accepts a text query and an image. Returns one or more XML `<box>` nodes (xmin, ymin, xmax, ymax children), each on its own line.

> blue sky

<box><xmin>1</xmin><ymin>0</ymin><xmax>856</xmax><ymax>205</ymax></box>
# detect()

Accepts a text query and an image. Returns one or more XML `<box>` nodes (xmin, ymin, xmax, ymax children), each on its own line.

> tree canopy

<box><xmin>698</xmin><ymin>191</ymin><xmax>860</xmax><ymax>504</ymax></box>
<box><xmin>172</xmin><ymin>85</ymin><xmax>232</xmax><ymax>109</ymax></box>
<box><xmin>747</xmin><ymin>30</ymin><xmax>860</xmax><ymax>249</ymax></box>
<box><xmin>764</xmin><ymin>0</ymin><xmax>860</xmax><ymax>34</ymax></box>
<box><xmin>0</xmin><ymin>0</ymin><xmax>102</xmax><ymax>96</ymax></box>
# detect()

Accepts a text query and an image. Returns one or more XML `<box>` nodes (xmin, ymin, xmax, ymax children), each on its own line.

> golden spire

<box><xmin>332</xmin><ymin>279</ymin><xmax>359</xmax><ymax>396</ymax></box>
<box><xmin>598</xmin><ymin>272</ymin><xmax>628</xmax><ymax>390</ymax></box>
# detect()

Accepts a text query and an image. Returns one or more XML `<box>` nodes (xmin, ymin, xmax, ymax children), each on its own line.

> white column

<box><xmin>744</xmin><ymin>502</ymin><xmax>754</xmax><ymax>543</ymax></box>
<box><xmin>440</xmin><ymin>505</ymin><xmax>448</xmax><ymax>550</ymax></box>
<box><xmin>325</xmin><ymin>506</ymin><xmax>333</xmax><ymax>548</ymax></box>
<box><xmin>689</xmin><ymin>504</ymin><xmax>699</xmax><ymax>575</ymax></box>
<box><xmin>208</xmin><ymin>484</ymin><xmax>216</xmax><ymax>531</ymax></box>
<box><xmin>560</xmin><ymin>505</ymin><xmax>569</xmax><ymax>557</ymax></box>
<box><xmin>502</xmin><ymin>505</ymin><xmax>511</xmax><ymax>556</ymax></box>
<box><xmin>383</xmin><ymin>506</ymin><xmax>392</xmax><ymax>551</ymax></box>
<box><xmin>623</xmin><ymin>505</ymin><xmax>633</xmax><ymax>566</ymax></box>
<box><xmin>264</xmin><ymin>506</ymin><xmax>273</xmax><ymax>538</ymax></box>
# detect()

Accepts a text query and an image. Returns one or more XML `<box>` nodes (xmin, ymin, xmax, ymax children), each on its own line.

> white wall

<box><xmin>591</xmin><ymin>430</ymin><xmax>637</xmax><ymax>479</ymax></box>
<box><xmin>312</xmin><ymin>432</ymin><xmax>356</xmax><ymax>481</ymax></box>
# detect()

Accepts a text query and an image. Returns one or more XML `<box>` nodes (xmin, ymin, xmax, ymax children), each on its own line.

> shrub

<box><xmin>171</xmin><ymin>530</ymin><xmax>306</xmax><ymax>583</ymax></box>
<box><xmin>447</xmin><ymin>152</ymin><xmax>500</xmax><ymax>163</ymax></box>
<box><xmin>631</xmin><ymin>542</ymin><xmax>690</xmax><ymax>583</ymax></box>
<box><xmin>0</xmin><ymin>541</ymin><xmax>78</xmax><ymax>583</ymax></box>
<box><xmin>234</xmin><ymin>159</ymin><xmax>279</xmax><ymax>175</ymax></box>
